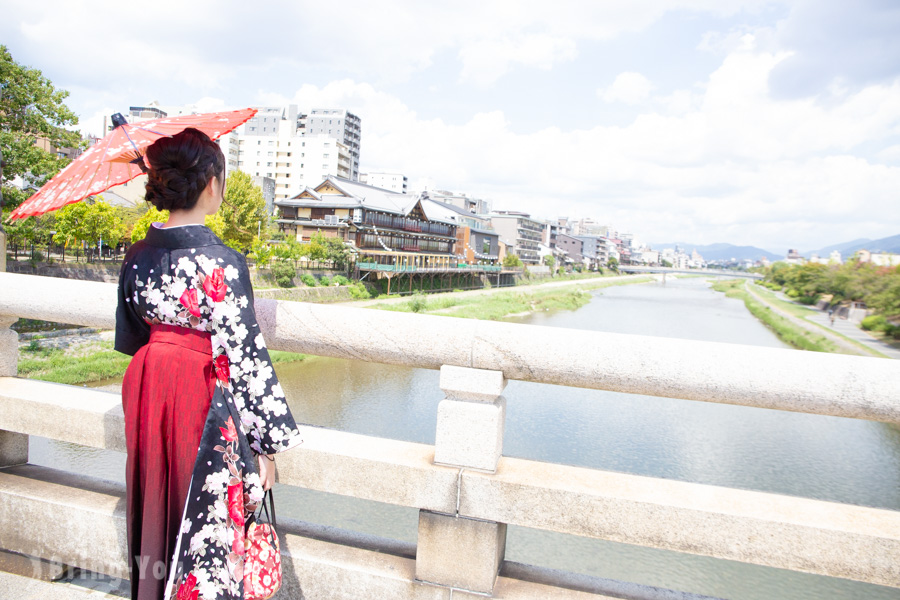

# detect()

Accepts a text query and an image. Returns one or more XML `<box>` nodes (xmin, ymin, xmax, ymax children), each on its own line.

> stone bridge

<box><xmin>0</xmin><ymin>272</ymin><xmax>898</xmax><ymax>599</ymax></box>
<box><xmin>619</xmin><ymin>266</ymin><xmax>763</xmax><ymax>279</ymax></box>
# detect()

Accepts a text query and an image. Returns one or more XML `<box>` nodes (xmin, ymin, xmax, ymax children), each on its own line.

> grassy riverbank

<box><xmin>370</xmin><ymin>276</ymin><xmax>654</xmax><ymax>320</ymax></box>
<box><xmin>18</xmin><ymin>339</ymin><xmax>307</xmax><ymax>386</ymax></box>
<box><xmin>711</xmin><ymin>280</ymin><xmax>840</xmax><ymax>353</ymax></box>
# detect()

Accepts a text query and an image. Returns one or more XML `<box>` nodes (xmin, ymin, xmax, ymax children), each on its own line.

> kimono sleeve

<box><xmin>114</xmin><ymin>253</ymin><xmax>150</xmax><ymax>356</ymax></box>
<box><xmin>204</xmin><ymin>251</ymin><xmax>302</xmax><ymax>456</ymax></box>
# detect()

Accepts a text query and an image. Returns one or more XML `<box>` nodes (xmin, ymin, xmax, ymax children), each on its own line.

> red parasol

<box><xmin>8</xmin><ymin>107</ymin><xmax>257</xmax><ymax>220</ymax></box>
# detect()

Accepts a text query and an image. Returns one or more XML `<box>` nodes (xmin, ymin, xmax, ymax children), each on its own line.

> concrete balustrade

<box><xmin>2</xmin><ymin>272</ymin><xmax>900</xmax><ymax>597</ymax></box>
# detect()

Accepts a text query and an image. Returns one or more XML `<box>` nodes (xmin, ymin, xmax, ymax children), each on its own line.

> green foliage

<box><xmin>18</xmin><ymin>341</ymin><xmax>132</xmax><ymax>385</ymax></box>
<box><xmin>220</xmin><ymin>171</ymin><xmax>268</xmax><ymax>251</ymax></box>
<box><xmin>502</xmin><ymin>253</ymin><xmax>523</xmax><ymax>267</ymax></box>
<box><xmin>661</xmin><ymin>259</ymin><xmax>673</xmax><ymax>268</ymax></box>
<box><xmin>306</xmin><ymin>231</ymin><xmax>350</xmax><ymax>269</ymax></box>
<box><xmin>1</xmin><ymin>45</ymin><xmax>83</xmax><ymax>213</ymax></box>
<box><xmin>861</xmin><ymin>315</ymin><xmax>889</xmax><ymax>332</ymax></box>
<box><xmin>248</xmin><ymin>237</ymin><xmax>272</xmax><ymax>268</ymax></box>
<box><xmin>348</xmin><ymin>281</ymin><xmax>371</xmax><ymax>299</ymax></box>
<box><xmin>272</xmin><ymin>237</ymin><xmax>307</xmax><ymax>268</ymax></box>
<box><xmin>299</xmin><ymin>273</ymin><xmax>317</xmax><ymax>287</ymax></box>
<box><xmin>542</xmin><ymin>255</ymin><xmax>556</xmax><ymax>269</ymax></box>
<box><xmin>607</xmin><ymin>256</ymin><xmax>619</xmax><ymax>272</ymax></box>
<box><xmin>332</xmin><ymin>275</ymin><xmax>350</xmax><ymax>286</ymax></box>
<box><xmin>271</xmin><ymin>261</ymin><xmax>296</xmax><ymax>288</ymax></box>
<box><xmin>408</xmin><ymin>292</ymin><xmax>428</xmax><ymax>313</ymax></box>
<box><xmin>763</xmin><ymin>259</ymin><xmax>900</xmax><ymax>317</ymax></box>
<box><xmin>53</xmin><ymin>199</ymin><xmax>126</xmax><ymax>259</ymax></box>
<box><xmin>130</xmin><ymin>205</ymin><xmax>225</xmax><ymax>242</ymax></box>
<box><xmin>318</xmin><ymin>275</ymin><xmax>332</xmax><ymax>286</ymax></box>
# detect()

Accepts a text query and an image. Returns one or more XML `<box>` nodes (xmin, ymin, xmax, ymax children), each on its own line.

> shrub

<box><xmin>861</xmin><ymin>315</ymin><xmax>889</xmax><ymax>332</ymax></box>
<box><xmin>408</xmin><ymin>292</ymin><xmax>427</xmax><ymax>313</ymax></box>
<box><xmin>318</xmin><ymin>275</ymin><xmax>332</xmax><ymax>286</ymax></box>
<box><xmin>348</xmin><ymin>281</ymin><xmax>371</xmax><ymax>300</ymax></box>
<box><xmin>299</xmin><ymin>274</ymin><xmax>317</xmax><ymax>287</ymax></box>
<box><xmin>797</xmin><ymin>295</ymin><xmax>818</xmax><ymax>305</ymax></box>
<box><xmin>332</xmin><ymin>275</ymin><xmax>350</xmax><ymax>286</ymax></box>
<box><xmin>271</xmin><ymin>262</ymin><xmax>296</xmax><ymax>288</ymax></box>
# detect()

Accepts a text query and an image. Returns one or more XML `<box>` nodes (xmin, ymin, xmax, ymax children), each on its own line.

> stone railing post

<box><xmin>415</xmin><ymin>365</ymin><xmax>507</xmax><ymax>595</ymax></box>
<box><xmin>0</xmin><ymin>314</ymin><xmax>27</xmax><ymax>467</ymax></box>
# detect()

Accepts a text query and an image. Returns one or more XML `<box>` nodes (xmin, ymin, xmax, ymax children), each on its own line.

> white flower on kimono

<box><xmin>176</xmin><ymin>256</ymin><xmax>197</xmax><ymax>278</ymax></box>
<box><xmin>254</xmin><ymin>333</ymin><xmax>266</xmax><ymax>349</ymax></box>
<box><xmin>196</xmin><ymin>575</ymin><xmax>220</xmax><ymax>599</ymax></box>
<box><xmin>239</xmin><ymin>357</ymin><xmax>254</xmax><ymax>375</ymax></box>
<box><xmin>189</xmin><ymin>532</ymin><xmax>209</xmax><ymax>557</ymax></box>
<box><xmin>203</xmin><ymin>469</ymin><xmax>231</xmax><ymax>493</ymax></box>
<box><xmin>169</xmin><ymin>277</ymin><xmax>188</xmax><ymax>300</ymax></box>
<box><xmin>243</xmin><ymin>472</ymin><xmax>264</xmax><ymax>502</ymax></box>
<box><xmin>271</xmin><ymin>383</ymin><xmax>285</xmax><ymax>398</ymax></box>
<box><xmin>223</xmin><ymin>264</ymin><xmax>239</xmax><ymax>281</ymax></box>
<box><xmin>212</xmin><ymin>498</ymin><xmax>228</xmax><ymax>522</ymax></box>
<box><xmin>231</xmin><ymin>322</ymin><xmax>249</xmax><ymax>343</ymax></box>
<box><xmin>247</xmin><ymin>373</ymin><xmax>268</xmax><ymax>398</ymax></box>
<box><xmin>196</xmin><ymin>254</ymin><xmax>217</xmax><ymax>275</ymax></box>
<box><xmin>180</xmin><ymin>518</ymin><xmax>192</xmax><ymax>533</ymax></box>
<box><xmin>262</xmin><ymin>394</ymin><xmax>288</xmax><ymax>418</ymax></box>
<box><xmin>267</xmin><ymin>425</ymin><xmax>286</xmax><ymax>443</ymax></box>
<box><xmin>237</xmin><ymin>295</ymin><xmax>249</xmax><ymax>308</ymax></box>
<box><xmin>157</xmin><ymin>299</ymin><xmax>179</xmax><ymax>320</ymax></box>
<box><xmin>144</xmin><ymin>284</ymin><xmax>164</xmax><ymax>306</ymax></box>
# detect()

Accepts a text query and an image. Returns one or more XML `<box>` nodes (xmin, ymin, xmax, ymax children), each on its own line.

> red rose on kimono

<box><xmin>228</xmin><ymin>482</ymin><xmax>245</xmax><ymax>528</ymax></box>
<box><xmin>179</xmin><ymin>288</ymin><xmax>201</xmax><ymax>318</ymax></box>
<box><xmin>219</xmin><ymin>416</ymin><xmax>238</xmax><ymax>442</ymax></box>
<box><xmin>176</xmin><ymin>572</ymin><xmax>199</xmax><ymax>600</ymax></box>
<box><xmin>232</xmin><ymin>526</ymin><xmax>246</xmax><ymax>556</ymax></box>
<box><xmin>214</xmin><ymin>354</ymin><xmax>230</xmax><ymax>383</ymax></box>
<box><xmin>203</xmin><ymin>267</ymin><xmax>228</xmax><ymax>302</ymax></box>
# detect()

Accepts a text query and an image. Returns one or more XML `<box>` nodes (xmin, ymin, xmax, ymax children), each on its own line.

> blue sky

<box><xmin>3</xmin><ymin>0</ymin><xmax>899</xmax><ymax>253</ymax></box>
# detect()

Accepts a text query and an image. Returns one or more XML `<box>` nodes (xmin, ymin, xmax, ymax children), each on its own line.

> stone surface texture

<box><xmin>0</xmin><ymin>571</ymin><xmax>124</xmax><ymax>600</ymax></box>
<box><xmin>0</xmin><ymin>378</ymin><xmax>124</xmax><ymax>452</ymax></box>
<box><xmin>439</xmin><ymin>365</ymin><xmax>507</xmax><ymax>402</ymax></box>
<box><xmin>0</xmin><ymin>429</ymin><xmax>28</xmax><ymax>467</ymax></box>
<box><xmin>459</xmin><ymin>456</ymin><xmax>900</xmax><ymax>588</ymax></box>
<box><xmin>434</xmin><ymin>396</ymin><xmax>506</xmax><ymax>472</ymax></box>
<box><xmin>0</xmin><ymin>315</ymin><xmax>17</xmax><ymax>377</ymax></box>
<box><xmin>2</xmin><ymin>271</ymin><xmax>898</xmax><ymax>423</ymax></box>
<box><xmin>415</xmin><ymin>511</ymin><xmax>506</xmax><ymax>593</ymax></box>
<box><xmin>0</xmin><ymin>465</ymin><xmax>128</xmax><ymax>580</ymax></box>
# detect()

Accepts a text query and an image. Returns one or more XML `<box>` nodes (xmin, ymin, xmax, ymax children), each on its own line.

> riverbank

<box><xmin>365</xmin><ymin>275</ymin><xmax>655</xmax><ymax>320</ymax></box>
<box><xmin>710</xmin><ymin>280</ymin><xmax>887</xmax><ymax>357</ymax></box>
<box><xmin>17</xmin><ymin>335</ymin><xmax>308</xmax><ymax>386</ymax></box>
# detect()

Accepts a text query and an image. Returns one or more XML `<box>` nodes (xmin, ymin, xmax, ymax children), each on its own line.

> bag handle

<box><xmin>258</xmin><ymin>489</ymin><xmax>278</xmax><ymax>549</ymax></box>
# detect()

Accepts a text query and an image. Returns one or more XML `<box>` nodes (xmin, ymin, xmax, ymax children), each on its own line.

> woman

<box><xmin>115</xmin><ymin>128</ymin><xmax>302</xmax><ymax>600</ymax></box>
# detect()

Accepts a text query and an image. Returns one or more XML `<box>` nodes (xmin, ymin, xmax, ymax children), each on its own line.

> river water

<box><xmin>31</xmin><ymin>277</ymin><xmax>900</xmax><ymax>599</ymax></box>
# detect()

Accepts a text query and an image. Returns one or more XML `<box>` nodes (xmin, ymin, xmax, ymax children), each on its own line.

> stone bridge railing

<box><xmin>0</xmin><ymin>271</ymin><xmax>898</xmax><ymax>599</ymax></box>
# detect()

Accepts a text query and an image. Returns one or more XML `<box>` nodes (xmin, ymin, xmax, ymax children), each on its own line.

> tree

<box><xmin>53</xmin><ymin>199</ymin><xmax>126</xmax><ymax>261</ymax></box>
<box><xmin>1</xmin><ymin>45</ymin><xmax>82</xmax><ymax>217</ymax></box>
<box><xmin>502</xmin><ymin>253</ymin><xmax>523</xmax><ymax>267</ymax></box>
<box><xmin>306</xmin><ymin>231</ymin><xmax>329</xmax><ymax>263</ymax></box>
<box><xmin>248</xmin><ymin>237</ymin><xmax>273</xmax><ymax>268</ymax></box>
<box><xmin>220</xmin><ymin>171</ymin><xmax>268</xmax><ymax>251</ymax></box>
<box><xmin>607</xmin><ymin>256</ymin><xmax>619</xmax><ymax>272</ymax></box>
<box><xmin>543</xmin><ymin>255</ymin><xmax>556</xmax><ymax>270</ymax></box>
<box><xmin>131</xmin><ymin>205</ymin><xmax>225</xmax><ymax>243</ymax></box>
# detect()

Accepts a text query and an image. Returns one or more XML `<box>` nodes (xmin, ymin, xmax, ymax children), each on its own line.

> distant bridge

<box><xmin>620</xmin><ymin>265</ymin><xmax>763</xmax><ymax>279</ymax></box>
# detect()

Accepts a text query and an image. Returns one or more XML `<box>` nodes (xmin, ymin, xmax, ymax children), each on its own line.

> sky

<box><xmin>2</xmin><ymin>0</ymin><xmax>899</xmax><ymax>253</ymax></box>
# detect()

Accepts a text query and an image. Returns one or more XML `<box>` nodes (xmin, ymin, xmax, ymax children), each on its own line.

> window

<box><xmin>267</xmin><ymin>162</ymin><xmax>273</xmax><ymax>167</ymax></box>
<box><xmin>483</xmin><ymin>239</ymin><xmax>491</xmax><ymax>254</ymax></box>
<box><xmin>323</xmin><ymin>154</ymin><xmax>329</xmax><ymax>158</ymax></box>
<box><xmin>257</xmin><ymin>141</ymin><xmax>261</xmax><ymax>145</ymax></box>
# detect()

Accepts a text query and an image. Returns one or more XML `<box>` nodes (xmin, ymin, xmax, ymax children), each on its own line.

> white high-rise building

<box><xmin>361</xmin><ymin>172</ymin><xmax>408</xmax><ymax>194</ymax></box>
<box><xmin>300</xmin><ymin>109</ymin><xmax>362</xmax><ymax>181</ymax></box>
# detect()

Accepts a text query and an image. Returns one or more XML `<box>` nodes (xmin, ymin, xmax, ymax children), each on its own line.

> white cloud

<box><xmin>458</xmin><ymin>34</ymin><xmax>578</xmax><ymax>87</ymax></box>
<box><xmin>598</xmin><ymin>72</ymin><xmax>656</xmax><ymax>105</ymax></box>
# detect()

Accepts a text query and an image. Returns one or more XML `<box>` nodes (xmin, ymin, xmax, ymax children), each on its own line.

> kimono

<box><xmin>115</xmin><ymin>224</ymin><xmax>302</xmax><ymax>600</ymax></box>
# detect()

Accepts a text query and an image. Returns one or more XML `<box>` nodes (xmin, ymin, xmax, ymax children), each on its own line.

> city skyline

<box><xmin>2</xmin><ymin>0</ymin><xmax>899</xmax><ymax>252</ymax></box>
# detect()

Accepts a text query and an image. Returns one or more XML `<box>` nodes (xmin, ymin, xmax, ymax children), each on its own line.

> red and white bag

<box><xmin>244</xmin><ymin>491</ymin><xmax>282</xmax><ymax>600</ymax></box>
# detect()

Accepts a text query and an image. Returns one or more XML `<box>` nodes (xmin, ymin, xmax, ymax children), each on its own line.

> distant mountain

<box><xmin>805</xmin><ymin>234</ymin><xmax>900</xmax><ymax>258</ymax></box>
<box><xmin>651</xmin><ymin>242</ymin><xmax>781</xmax><ymax>262</ymax></box>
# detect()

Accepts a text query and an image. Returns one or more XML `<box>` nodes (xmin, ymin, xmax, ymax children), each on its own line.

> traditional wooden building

<box><xmin>274</xmin><ymin>176</ymin><xmax>459</xmax><ymax>269</ymax></box>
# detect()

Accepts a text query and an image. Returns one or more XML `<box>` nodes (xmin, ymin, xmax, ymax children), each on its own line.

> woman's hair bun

<box><xmin>144</xmin><ymin>128</ymin><xmax>225</xmax><ymax>212</ymax></box>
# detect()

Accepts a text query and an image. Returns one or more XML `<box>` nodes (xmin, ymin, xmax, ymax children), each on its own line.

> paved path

<box><xmin>347</xmin><ymin>273</ymin><xmax>654</xmax><ymax>308</ymax></box>
<box><xmin>744</xmin><ymin>282</ymin><xmax>900</xmax><ymax>359</ymax></box>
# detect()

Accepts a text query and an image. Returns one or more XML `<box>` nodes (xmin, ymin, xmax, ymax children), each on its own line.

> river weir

<box><xmin>30</xmin><ymin>276</ymin><xmax>900</xmax><ymax>599</ymax></box>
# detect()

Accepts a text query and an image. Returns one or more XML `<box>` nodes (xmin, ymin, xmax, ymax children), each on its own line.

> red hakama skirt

<box><xmin>122</xmin><ymin>324</ymin><xmax>216</xmax><ymax>600</ymax></box>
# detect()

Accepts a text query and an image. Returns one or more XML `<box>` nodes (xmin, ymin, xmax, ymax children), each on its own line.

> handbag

<box><xmin>244</xmin><ymin>490</ymin><xmax>282</xmax><ymax>600</ymax></box>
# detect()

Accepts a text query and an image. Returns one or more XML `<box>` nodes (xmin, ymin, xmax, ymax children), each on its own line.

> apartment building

<box><xmin>301</xmin><ymin>109</ymin><xmax>362</xmax><ymax>181</ymax></box>
<box><xmin>489</xmin><ymin>211</ymin><xmax>543</xmax><ymax>264</ymax></box>
<box><xmin>361</xmin><ymin>172</ymin><xmax>408</xmax><ymax>194</ymax></box>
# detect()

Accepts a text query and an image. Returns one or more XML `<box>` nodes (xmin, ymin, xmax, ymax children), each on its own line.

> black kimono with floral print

<box><xmin>116</xmin><ymin>224</ymin><xmax>302</xmax><ymax>600</ymax></box>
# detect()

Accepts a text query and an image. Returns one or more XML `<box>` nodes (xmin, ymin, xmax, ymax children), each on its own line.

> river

<box><xmin>31</xmin><ymin>277</ymin><xmax>900</xmax><ymax>599</ymax></box>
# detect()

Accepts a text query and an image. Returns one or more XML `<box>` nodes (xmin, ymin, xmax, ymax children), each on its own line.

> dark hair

<box><xmin>144</xmin><ymin>128</ymin><xmax>225</xmax><ymax>212</ymax></box>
